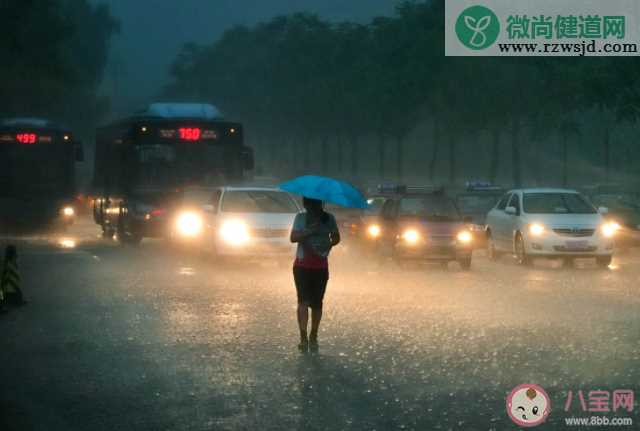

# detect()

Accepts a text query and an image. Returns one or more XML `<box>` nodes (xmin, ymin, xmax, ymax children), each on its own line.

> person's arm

<box><xmin>290</xmin><ymin>213</ymin><xmax>315</xmax><ymax>243</ymax></box>
<box><xmin>291</xmin><ymin>228</ymin><xmax>314</xmax><ymax>243</ymax></box>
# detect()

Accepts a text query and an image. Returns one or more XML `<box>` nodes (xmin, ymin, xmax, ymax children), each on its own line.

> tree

<box><xmin>0</xmin><ymin>0</ymin><xmax>117</xmax><ymax>134</ymax></box>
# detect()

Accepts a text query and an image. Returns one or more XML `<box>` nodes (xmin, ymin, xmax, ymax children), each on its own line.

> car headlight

<box><xmin>176</xmin><ymin>212</ymin><xmax>204</xmax><ymax>237</ymax></box>
<box><xmin>62</xmin><ymin>206</ymin><xmax>75</xmax><ymax>217</ymax></box>
<box><xmin>529</xmin><ymin>223</ymin><xmax>545</xmax><ymax>236</ymax></box>
<box><xmin>402</xmin><ymin>229</ymin><xmax>420</xmax><ymax>244</ymax></box>
<box><xmin>220</xmin><ymin>220</ymin><xmax>250</xmax><ymax>245</ymax></box>
<box><xmin>601</xmin><ymin>221</ymin><xmax>619</xmax><ymax>238</ymax></box>
<box><xmin>457</xmin><ymin>231</ymin><xmax>472</xmax><ymax>243</ymax></box>
<box><xmin>367</xmin><ymin>224</ymin><xmax>381</xmax><ymax>238</ymax></box>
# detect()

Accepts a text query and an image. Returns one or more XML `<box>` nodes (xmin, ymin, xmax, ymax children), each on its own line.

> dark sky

<box><xmin>100</xmin><ymin>0</ymin><xmax>397</xmax><ymax>115</ymax></box>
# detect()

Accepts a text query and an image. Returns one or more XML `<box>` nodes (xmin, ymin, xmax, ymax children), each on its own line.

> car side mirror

<box><xmin>463</xmin><ymin>216</ymin><xmax>473</xmax><ymax>224</ymax></box>
<box><xmin>505</xmin><ymin>206</ymin><xmax>517</xmax><ymax>216</ymax></box>
<box><xmin>598</xmin><ymin>206</ymin><xmax>609</xmax><ymax>214</ymax></box>
<box><xmin>75</xmin><ymin>141</ymin><xmax>84</xmax><ymax>162</ymax></box>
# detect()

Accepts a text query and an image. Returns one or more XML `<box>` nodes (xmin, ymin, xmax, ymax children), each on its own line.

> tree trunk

<box><xmin>489</xmin><ymin>128</ymin><xmax>500</xmax><ymax>183</ymax></box>
<box><xmin>561</xmin><ymin>132</ymin><xmax>568</xmax><ymax>187</ymax></box>
<box><xmin>303</xmin><ymin>135</ymin><xmax>311</xmax><ymax>171</ymax></box>
<box><xmin>604</xmin><ymin>126</ymin><xmax>611</xmax><ymax>183</ymax></box>
<box><xmin>530</xmin><ymin>138</ymin><xmax>542</xmax><ymax>186</ymax></box>
<box><xmin>321</xmin><ymin>135</ymin><xmax>329</xmax><ymax>175</ymax></box>
<box><xmin>336</xmin><ymin>135</ymin><xmax>343</xmax><ymax>174</ymax></box>
<box><xmin>429</xmin><ymin>121</ymin><xmax>440</xmax><ymax>181</ymax></box>
<box><xmin>350</xmin><ymin>135</ymin><xmax>359</xmax><ymax>180</ymax></box>
<box><xmin>511</xmin><ymin>118</ymin><xmax>522</xmax><ymax>188</ymax></box>
<box><xmin>270</xmin><ymin>136</ymin><xmax>278</xmax><ymax>174</ymax></box>
<box><xmin>377</xmin><ymin>132</ymin><xmax>385</xmax><ymax>179</ymax></box>
<box><xmin>291</xmin><ymin>137</ymin><xmax>299</xmax><ymax>175</ymax></box>
<box><xmin>396</xmin><ymin>135</ymin><xmax>404</xmax><ymax>181</ymax></box>
<box><xmin>448</xmin><ymin>132</ymin><xmax>456</xmax><ymax>185</ymax></box>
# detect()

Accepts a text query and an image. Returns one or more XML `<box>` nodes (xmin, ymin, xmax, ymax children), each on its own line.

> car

<box><xmin>485</xmin><ymin>188</ymin><xmax>617</xmax><ymax>268</ymax></box>
<box><xmin>202</xmin><ymin>186</ymin><xmax>301</xmax><ymax>260</ymax></box>
<box><xmin>343</xmin><ymin>184</ymin><xmax>405</xmax><ymax>254</ymax></box>
<box><xmin>456</xmin><ymin>182</ymin><xmax>506</xmax><ymax>248</ymax></box>
<box><xmin>375</xmin><ymin>188</ymin><xmax>474</xmax><ymax>270</ymax></box>
<box><xmin>582</xmin><ymin>185</ymin><xmax>640</xmax><ymax>250</ymax></box>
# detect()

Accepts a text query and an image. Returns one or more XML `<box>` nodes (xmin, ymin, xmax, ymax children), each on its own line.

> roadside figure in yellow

<box><xmin>1</xmin><ymin>245</ymin><xmax>26</xmax><ymax>306</ymax></box>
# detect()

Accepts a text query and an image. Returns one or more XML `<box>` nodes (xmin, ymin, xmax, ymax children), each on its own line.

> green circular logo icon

<box><xmin>455</xmin><ymin>5</ymin><xmax>500</xmax><ymax>50</ymax></box>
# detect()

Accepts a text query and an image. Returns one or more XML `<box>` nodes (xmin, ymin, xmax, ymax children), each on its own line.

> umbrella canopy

<box><xmin>279</xmin><ymin>175</ymin><xmax>368</xmax><ymax>209</ymax></box>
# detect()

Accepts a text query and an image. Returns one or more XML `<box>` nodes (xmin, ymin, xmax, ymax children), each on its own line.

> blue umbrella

<box><xmin>279</xmin><ymin>175</ymin><xmax>369</xmax><ymax>209</ymax></box>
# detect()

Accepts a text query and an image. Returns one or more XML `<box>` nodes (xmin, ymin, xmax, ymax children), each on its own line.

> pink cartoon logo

<box><xmin>506</xmin><ymin>384</ymin><xmax>551</xmax><ymax>427</ymax></box>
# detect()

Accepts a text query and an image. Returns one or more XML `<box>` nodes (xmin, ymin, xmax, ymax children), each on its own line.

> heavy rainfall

<box><xmin>1</xmin><ymin>1</ymin><xmax>640</xmax><ymax>430</ymax></box>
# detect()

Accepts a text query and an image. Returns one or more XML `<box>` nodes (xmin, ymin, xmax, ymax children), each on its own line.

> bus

<box><xmin>92</xmin><ymin>103</ymin><xmax>254</xmax><ymax>244</ymax></box>
<box><xmin>0</xmin><ymin>118</ymin><xmax>83</xmax><ymax>228</ymax></box>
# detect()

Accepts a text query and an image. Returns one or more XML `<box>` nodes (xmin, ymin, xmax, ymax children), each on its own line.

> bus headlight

<box><xmin>176</xmin><ymin>212</ymin><xmax>204</xmax><ymax>237</ymax></box>
<box><xmin>602</xmin><ymin>221</ymin><xmax>620</xmax><ymax>238</ymax></box>
<box><xmin>457</xmin><ymin>231</ymin><xmax>472</xmax><ymax>243</ymax></box>
<box><xmin>367</xmin><ymin>224</ymin><xmax>381</xmax><ymax>238</ymax></box>
<box><xmin>529</xmin><ymin>223</ymin><xmax>545</xmax><ymax>236</ymax></box>
<box><xmin>220</xmin><ymin>220</ymin><xmax>250</xmax><ymax>245</ymax></box>
<box><xmin>402</xmin><ymin>229</ymin><xmax>420</xmax><ymax>245</ymax></box>
<box><xmin>62</xmin><ymin>206</ymin><xmax>75</xmax><ymax>217</ymax></box>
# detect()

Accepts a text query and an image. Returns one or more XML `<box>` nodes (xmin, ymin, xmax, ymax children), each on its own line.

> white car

<box><xmin>203</xmin><ymin>187</ymin><xmax>300</xmax><ymax>258</ymax></box>
<box><xmin>485</xmin><ymin>188</ymin><xmax>616</xmax><ymax>267</ymax></box>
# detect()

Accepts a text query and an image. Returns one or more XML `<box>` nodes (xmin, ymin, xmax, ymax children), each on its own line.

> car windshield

<box><xmin>221</xmin><ymin>191</ymin><xmax>298</xmax><ymax>213</ymax></box>
<box><xmin>365</xmin><ymin>197</ymin><xmax>386</xmax><ymax>214</ymax></box>
<box><xmin>591</xmin><ymin>194</ymin><xmax>640</xmax><ymax>210</ymax></box>
<box><xmin>523</xmin><ymin>193</ymin><xmax>597</xmax><ymax>214</ymax></box>
<box><xmin>399</xmin><ymin>196</ymin><xmax>461</xmax><ymax>221</ymax></box>
<box><xmin>456</xmin><ymin>194</ymin><xmax>501</xmax><ymax>214</ymax></box>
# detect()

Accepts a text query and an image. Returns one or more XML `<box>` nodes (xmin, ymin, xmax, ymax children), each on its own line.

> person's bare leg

<box><xmin>297</xmin><ymin>303</ymin><xmax>309</xmax><ymax>351</ymax></box>
<box><xmin>309</xmin><ymin>307</ymin><xmax>322</xmax><ymax>347</ymax></box>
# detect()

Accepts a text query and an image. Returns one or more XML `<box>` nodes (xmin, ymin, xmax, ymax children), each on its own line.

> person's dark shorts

<box><xmin>293</xmin><ymin>266</ymin><xmax>329</xmax><ymax>309</ymax></box>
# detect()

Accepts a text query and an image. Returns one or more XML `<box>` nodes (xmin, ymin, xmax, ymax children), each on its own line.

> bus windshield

<box><xmin>131</xmin><ymin>142</ymin><xmax>226</xmax><ymax>189</ymax></box>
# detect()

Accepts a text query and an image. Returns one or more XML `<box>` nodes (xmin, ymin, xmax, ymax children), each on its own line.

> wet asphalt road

<box><xmin>1</xmin><ymin>216</ymin><xmax>639</xmax><ymax>430</ymax></box>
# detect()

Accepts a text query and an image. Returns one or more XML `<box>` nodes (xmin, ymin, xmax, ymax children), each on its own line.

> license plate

<box><xmin>431</xmin><ymin>238</ymin><xmax>455</xmax><ymax>246</ymax></box>
<box><xmin>566</xmin><ymin>240</ymin><xmax>588</xmax><ymax>250</ymax></box>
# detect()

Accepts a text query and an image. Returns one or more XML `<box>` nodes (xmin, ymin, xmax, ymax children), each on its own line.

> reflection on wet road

<box><xmin>1</xmin><ymin>217</ymin><xmax>639</xmax><ymax>430</ymax></box>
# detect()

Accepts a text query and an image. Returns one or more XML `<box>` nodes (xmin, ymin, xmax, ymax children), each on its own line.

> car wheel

<box><xmin>458</xmin><ymin>257</ymin><xmax>472</xmax><ymax>271</ymax></box>
<box><xmin>487</xmin><ymin>232</ymin><xmax>500</xmax><ymax>261</ymax></box>
<box><xmin>515</xmin><ymin>233</ymin><xmax>532</xmax><ymax>266</ymax></box>
<box><xmin>596</xmin><ymin>255</ymin><xmax>612</xmax><ymax>269</ymax></box>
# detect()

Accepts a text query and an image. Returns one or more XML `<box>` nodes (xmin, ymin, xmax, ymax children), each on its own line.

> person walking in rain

<box><xmin>290</xmin><ymin>197</ymin><xmax>340</xmax><ymax>353</ymax></box>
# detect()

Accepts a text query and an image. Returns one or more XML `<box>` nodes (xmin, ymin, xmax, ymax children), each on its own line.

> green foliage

<box><xmin>0</xmin><ymin>0</ymin><xmax>118</xmax><ymax>133</ymax></box>
<box><xmin>164</xmin><ymin>0</ymin><xmax>639</xmax><ymax>185</ymax></box>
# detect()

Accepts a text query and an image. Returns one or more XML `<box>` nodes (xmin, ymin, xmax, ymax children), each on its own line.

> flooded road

<box><xmin>1</xmin><ymin>217</ymin><xmax>639</xmax><ymax>430</ymax></box>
